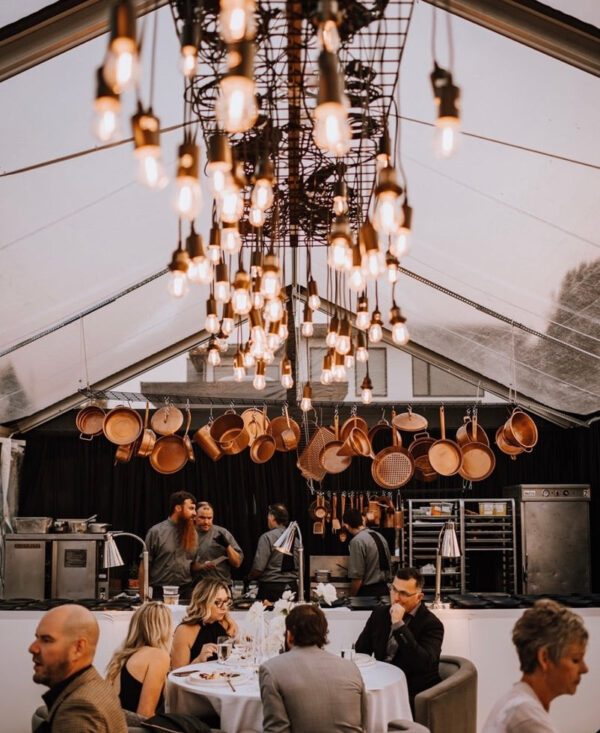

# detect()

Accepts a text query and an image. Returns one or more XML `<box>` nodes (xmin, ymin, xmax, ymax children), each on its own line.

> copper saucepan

<box><xmin>428</xmin><ymin>406</ymin><xmax>462</xmax><ymax>476</ymax></box>
<box><xmin>193</xmin><ymin>421</ymin><xmax>224</xmax><ymax>462</ymax></box>
<box><xmin>249</xmin><ymin>407</ymin><xmax>276</xmax><ymax>463</ymax></box>
<box><xmin>242</xmin><ymin>407</ymin><xmax>270</xmax><ymax>447</ymax></box>
<box><xmin>502</xmin><ymin>407</ymin><xmax>538</xmax><ymax>450</ymax></box>
<box><xmin>137</xmin><ymin>402</ymin><xmax>157</xmax><ymax>457</ymax></box>
<box><xmin>210</xmin><ymin>409</ymin><xmax>245</xmax><ymax>449</ymax></box>
<box><xmin>76</xmin><ymin>404</ymin><xmax>106</xmax><ymax>441</ymax></box>
<box><xmin>182</xmin><ymin>408</ymin><xmax>195</xmax><ymax>463</ymax></box>
<box><xmin>408</xmin><ymin>432</ymin><xmax>438</xmax><ymax>483</ymax></box>
<box><xmin>271</xmin><ymin>407</ymin><xmax>301</xmax><ymax>452</ymax></box>
<box><xmin>114</xmin><ymin>441</ymin><xmax>136</xmax><ymax>465</ymax></box>
<box><xmin>103</xmin><ymin>405</ymin><xmax>143</xmax><ymax>446</ymax></box>
<box><xmin>456</xmin><ymin>413</ymin><xmax>490</xmax><ymax>447</ymax></box>
<box><xmin>459</xmin><ymin>414</ymin><xmax>496</xmax><ymax>482</ymax></box>
<box><xmin>495</xmin><ymin>425</ymin><xmax>526</xmax><ymax>460</ymax></box>
<box><xmin>151</xmin><ymin>403</ymin><xmax>184</xmax><ymax>436</ymax></box>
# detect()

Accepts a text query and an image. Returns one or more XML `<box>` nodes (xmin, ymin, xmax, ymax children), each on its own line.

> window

<box><xmin>412</xmin><ymin>357</ymin><xmax>478</xmax><ymax>397</ymax></box>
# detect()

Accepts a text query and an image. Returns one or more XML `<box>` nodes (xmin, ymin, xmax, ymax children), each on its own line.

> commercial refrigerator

<box><xmin>503</xmin><ymin>484</ymin><xmax>591</xmax><ymax>595</ymax></box>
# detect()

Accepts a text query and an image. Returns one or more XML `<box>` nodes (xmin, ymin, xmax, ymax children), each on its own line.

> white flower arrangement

<box><xmin>315</xmin><ymin>582</ymin><xmax>338</xmax><ymax>606</ymax></box>
<box><xmin>242</xmin><ymin>592</ymin><xmax>298</xmax><ymax>661</ymax></box>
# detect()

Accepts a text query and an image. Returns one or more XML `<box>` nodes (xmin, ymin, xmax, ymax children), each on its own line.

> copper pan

<box><xmin>271</xmin><ymin>408</ymin><xmax>301</xmax><ymax>452</ymax></box>
<box><xmin>151</xmin><ymin>403</ymin><xmax>184</xmax><ymax>436</ymax></box>
<box><xmin>114</xmin><ymin>441</ymin><xmax>136</xmax><ymax>465</ymax></box>
<box><xmin>456</xmin><ymin>414</ymin><xmax>490</xmax><ymax>447</ymax></box>
<box><xmin>428</xmin><ymin>406</ymin><xmax>462</xmax><ymax>477</ymax></box>
<box><xmin>76</xmin><ymin>405</ymin><xmax>106</xmax><ymax>440</ymax></box>
<box><xmin>250</xmin><ymin>433</ymin><xmax>276</xmax><ymax>463</ymax></box>
<box><xmin>137</xmin><ymin>402</ymin><xmax>157</xmax><ymax>457</ymax></box>
<box><xmin>371</xmin><ymin>426</ymin><xmax>414</xmax><ymax>489</ymax></box>
<box><xmin>319</xmin><ymin>414</ymin><xmax>351</xmax><ymax>474</ymax></box>
<box><xmin>368</xmin><ymin>417</ymin><xmax>402</xmax><ymax>454</ymax></box>
<box><xmin>408</xmin><ymin>432</ymin><xmax>438</xmax><ymax>482</ymax></box>
<box><xmin>220</xmin><ymin>426</ymin><xmax>250</xmax><ymax>455</ymax></box>
<box><xmin>340</xmin><ymin>414</ymin><xmax>368</xmax><ymax>442</ymax></box>
<box><xmin>495</xmin><ymin>425</ymin><xmax>526</xmax><ymax>460</ymax></box>
<box><xmin>392</xmin><ymin>406</ymin><xmax>428</xmax><ymax>433</ymax></box>
<box><xmin>502</xmin><ymin>407</ymin><xmax>538</xmax><ymax>449</ymax></box>
<box><xmin>103</xmin><ymin>405</ymin><xmax>143</xmax><ymax>446</ymax></box>
<box><xmin>193</xmin><ymin>422</ymin><xmax>223</xmax><ymax>462</ymax></box>
<box><xmin>458</xmin><ymin>414</ymin><xmax>496</xmax><ymax>481</ymax></box>
<box><xmin>150</xmin><ymin>435</ymin><xmax>188</xmax><ymax>474</ymax></box>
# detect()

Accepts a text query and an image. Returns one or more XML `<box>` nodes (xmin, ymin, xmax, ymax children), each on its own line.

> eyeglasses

<box><xmin>214</xmin><ymin>598</ymin><xmax>233</xmax><ymax>609</ymax></box>
<box><xmin>388</xmin><ymin>584</ymin><xmax>420</xmax><ymax>599</ymax></box>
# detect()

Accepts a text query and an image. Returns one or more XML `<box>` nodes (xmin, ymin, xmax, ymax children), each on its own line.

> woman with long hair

<box><xmin>106</xmin><ymin>602</ymin><xmax>172</xmax><ymax>718</ymax></box>
<box><xmin>171</xmin><ymin>578</ymin><xmax>238</xmax><ymax>669</ymax></box>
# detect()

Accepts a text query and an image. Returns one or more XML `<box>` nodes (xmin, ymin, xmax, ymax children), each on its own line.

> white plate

<box><xmin>187</xmin><ymin>670</ymin><xmax>251</xmax><ymax>685</ymax></box>
<box><xmin>353</xmin><ymin>653</ymin><xmax>376</xmax><ymax>668</ymax></box>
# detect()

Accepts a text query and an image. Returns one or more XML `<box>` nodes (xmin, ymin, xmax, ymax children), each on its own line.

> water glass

<box><xmin>217</xmin><ymin>635</ymin><xmax>233</xmax><ymax>664</ymax></box>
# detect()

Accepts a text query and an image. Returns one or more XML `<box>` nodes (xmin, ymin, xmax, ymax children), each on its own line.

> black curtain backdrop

<box><xmin>18</xmin><ymin>420</ymin><xmax>600</xmax><ymax>591</ymax></box>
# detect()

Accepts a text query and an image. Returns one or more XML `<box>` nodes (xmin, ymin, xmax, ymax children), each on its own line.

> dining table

<box><xmin>167</xmin><ymin>654</ymin><xmax>413</xmax><ymax>733</ymax></box>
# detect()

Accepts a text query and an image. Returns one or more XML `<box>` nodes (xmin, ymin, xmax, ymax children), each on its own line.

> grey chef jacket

<box><xmin>251</xmin><ymin>526</ymin><xmax>299</xmax><ymax>583</ymax></box>
<box><xmin>144</xmin><ymin>518</ymin><xmax>196</xmax><ymax>587</ymax></box>
<box><xmin>195</xmin><ymin>524</ymin><xmax>244</xmax><ymax>583</ymax></box>
<box><xmin>347</xmin><ymin>528</ymin><xmax>391</xmax><ymax>587</ymax></box>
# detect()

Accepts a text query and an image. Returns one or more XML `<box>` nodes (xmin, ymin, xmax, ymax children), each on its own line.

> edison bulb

<box><xmin>233</xmin><ymin>364</ymin><xmax>245</xmax><ymax>382</ymax></box>
<box><xmin>387</xmin><ymin>262</ymin><xmax>399</xmax><ymax>284</ymax></box>
<box><xmin>173</xmin><ymin>177</ymin><xmax>201</xmax><ymax>220</ymax></box>
<box><xmin>336</xmin><ymin>334</ymin><xmax>351</xmax><ymax>356</ymax></box>
<box><xmin>301</xmin><ymin>320</ymin><xmax>314</xmax><ymax>338</ymax></box>
<box><xmin>216</xmin><ymin>76</ymin><xmax>258</xmax><ymax>134</ymax></box>
<box><xmin>434</xmin><ymin>117</ymin><xmax>460</xmax><ymax>158</ymax></box>
<box><xmin>356</xmin><ymin>346</ymin><xmax>369</xmax><ymax>363</ymax></box>
<box><xmin>344</xmin><ymin>353</ymin><xmax>354</xmax><ymax>369</ymax></box>
<box><xmin>253</xmin><ymin>373</ymin><xmax>266</xmax><ymax>390</ymax></box>
<box><xmin>205</xmin><ymin>313</ymin><xmax>220</xmax><ymax>334</ymax></box>
<box><xmin>214</xmin><ymin>279</ymin><xmax>230</xmax><ymax>303</ymax></box>
<box><xmin>219</xmin><ymin>0</ymin><xmax>256</xmax><ymax>43</ymax></box>
<box><xmin>249</xmin><ymin>206</ymin><xmax>265</xmax><ymax>228</ymax></box>
<box><xmin>243</xmin><ymin>348</ymin><xmax>255</xmax><ymax>369</ymax></box>
<box><xmin>93</xmin><ymin>97</ymin><xmax>120</xmax><ymax>142</ymax></box>
<box><xmin>208</xmin><ymin>346</ymin><xmax>221</xmax><ymax>366</ymax></box>
<box><xmin>372</xmin><ymin>191</ymin><xmax>403</xmax><ymax>234</ymax></box>
<box><xmin>332</xmin><ymin>363</ymin><xmax>346</xmax><ymax>382</ymax></box>
<box><xmin>362</xmin><ymin>249</ymin><xmax>385</xmax><ymax>280</ymax></box>
<box><xmin>180</xmin><ymin>45</ymin><xmax>198</xmax><ymax>78</ymax></box>
<box><xmin>320</xmin><ymin>367</ymin><xmax>333</xmax><ymax>385</ymax></box>
<box><xmin>390</xmin><ymin>228</ymin><xmax>411</xmax><ymax>259</ymax></box>
<box><xmin>251</xmin><ymin>179</ymin><xmax>274</xmax><ymax>210</ymax></box>
<box><xmin>135</xmin><ymin>147</ymin><xmax>167</xmax><ymax>190</ymax></box>
<box><xmin>261</xmin><ymin>271</ymin><xmax>281</xmax><ymax>300</ymax></box>
<box><xmin>221</xmin><ymin>316</ymin><xmax>235</xmax><ymax>336</ymax></box>
<box><xmin>328</xmin><ymin>239</ymin><xmax>351</xmax><ymax>271</ymax></box>
<box><xmin>356</xmin><ymin>311</ymin><xmax>370</xmax><ymax>331</ymax></box>
<box><xmin>219</xmin><ymin>186</ymin><xmax>244</xmax><ymax>223</ymax></box>
<box><xmin>300</xmin><ymin>395</ymin><xmax>312</xmax><ymax>412</ymax></box>
<box><xmin>308</xmin><ymin>293</ymin><xmax>321</xmax><ymax>311</ymax></box>
<box><xmin>267</xmin><ymin>331</ymin><xmax>282</xmax><ymax>352</ymax></box>
<box><xmin>221</xmin><ymin>226</ymin><xmax>242</xmax><ymax>254</ymax></box>
<box><xmin>263</xmin><ymin>297</ymin><xmax>283</xmax><ymax>322</ymax></box>
<box><xmin>251</xmin><ymin>289</ymin><xmax>264</xmax><ymax>310</ymax></box>
<box><xmin>325</xmin><ymin>329</ymin><xmax>337</xmax><ymax>349</ymax></box>
<box><xmin>167</xmin><ymin>270</ymin><xmax>188</xmax><ymax>299</ymax></box>
<box><xmin>314</xmin><ymin>102</ymin><xmax>351</xmax><ymax>156</ymax></box>
<box><xmin>187</xmin><ymin>257</ymin><xmax>212</xmax><ymax>285</ymax></box>
<box><xmin>348</xmin><ymin>266</ymin><xmax>366</xmax><ymax>293</ymax></box>
<box><xmin>361</xmin><ymin>386</ymin><xmax>373</xmax><ymax>404</ymax></box>
<box><xmin>278</xmin><ymin>320</ymin><xmax>289</xmax><ymax>341</ymax></box>
<box><xmin>281</xmin><ymin>373</ymin><xmax>294</xmax><ymax>389</ymax></box>
<box><xmin>232</xmin><ymin>287</ymin><xmax>251</xmax><ymax>315</ymax></box>
<box><xmin>103</xmin><ymin>38</ymin><xmax>139</xmax><ymax>93</ymax></box>
<box><xmin>369</xmin><ymin>321</ymin><xmax>383</xmax><ymax>343</ymax></box>
<box><xmin>250</xmin><ymin>326</ymin><xmax>267</xmax><ymax>357</ymax></box>
<box><xmin>210</xmin><ymin>169</ymin><xmax>229</xmax><ymax>195</ymax></box>
<box><xmin>392</xmin><ymin>321</ymin><xmax>410</xmax><ymax>345</ymax></box>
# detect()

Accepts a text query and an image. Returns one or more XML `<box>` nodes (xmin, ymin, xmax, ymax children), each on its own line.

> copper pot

<box><xmin>250</xmin><ymin>433</ymin><xmax>276</xmax><ymax>463</ymax></box>
<box><xmin>151</xmin><ymin>404</ymin><xmax>184</xmax><ymax>436</ymax></box>
<box><xmin>150</xmin><ymin>435</ymin><xmax>188</xmax><ymax>474</ymax></box>
<box><xmin>193</xmin><ymin>423</ymin><xmax>223</xmax><ymax>462</ymax></box>
<box><xmin>502</xmin><ymin>408</ymin><xmax>538</xmax><ymax>450</ymax></box>
<box><xmin>220</xmin><ymin>426</ymin><xmax>250</xmax><ymax>455</ymax></box>
<box><xmin>76</xmin><ymin>405</ymin><xmax>106</xmax><ymax>440</ymax></box>
<box><xmin>136</xmin><ymin>402</ymin><xmax>157</xmax><ymax>457</ymax></box>
<box><xmin>456</xmin><ymin>416</ymin><xmax>490</xmax><ymax>447</ymax></box>
<box><xmin>210</xmin><ymin>410</ymin><xmax>245</xmax><ymax>449</ymax></box>
<box><xmin>368</xmin><ymin>418</ymin><xmax>402</xmax><ymax>454</ymax></box>
<box><xmin>114</xmin><ymin>441</ymin><xmax>136</xmax><ymax>465</ymax></box>
<box><xmin>271</xmin><ymin>407</ymin><xmax>301</xmax><ymax>452</ymax></box>
<box><xmin>495</xmin><ymin>425</ymin><xmax>526</xmax><ymax>460</ymax></box>
<box><xmin>371</xmin><ymin>425</ymin><xmax>414</xmax><ymax>489</ymax></box>
<box><xmin>103</xmin><ymin>406</ymin><xmax>143</xmax><ymax>446</ymax></box>
<box><xmin>408</xmin><ymin>432</ymin><xmax>438</xmax><ymax>483</ymax></box>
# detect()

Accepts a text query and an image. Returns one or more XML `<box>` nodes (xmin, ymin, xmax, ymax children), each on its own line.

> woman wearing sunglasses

<box><xmin>171</xmin><ymin>578</ymin><xmax>238</xmax><ymax>668</ymax></box>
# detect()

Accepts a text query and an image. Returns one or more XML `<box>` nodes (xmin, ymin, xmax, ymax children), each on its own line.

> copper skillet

<box><xmin>428</xmin><ymin>405</ymin><xmax>462</xmax><ymax>476</ymax></box>
<box><xmin>459</xmin><ymin>413</ymin><xmax>495</xmax><ymax>481</ymax></box>
<box><xmin>103</xmin><ymin>404</ymin><xmax>143</xmax><ymax>446</ymax></box>
<box><xmin>76</xmin><ymin>404</ymin><xmax>105</xmax><ymax>440</ymax></box>
<box><xmin>371</xmin><ymin>423</ymin><xmax>415</xmax><ymax>489</ymax></box>
<box><xmin>182</xmin><ymin>408</ymin><xmax>195</xmax><ymax>463</ymax></box>
<box><xmin>319</xmin><ymin>414</ymin><xmax>351</xmax><ymax>474</ymax></box>
<box><xmin>137</xmin><ymin>402</ymin><xmax>157</xmax><ymax>457</ymax></box>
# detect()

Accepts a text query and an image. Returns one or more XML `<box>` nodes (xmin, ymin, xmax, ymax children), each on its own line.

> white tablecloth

<box><xmin>167</xmin><ymin>658</ymin><xmax>412</xmax><ymax>733</ymax></box>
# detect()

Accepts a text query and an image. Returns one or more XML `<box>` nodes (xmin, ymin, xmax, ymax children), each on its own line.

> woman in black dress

<box><xmin>106</xmin><ymin>601</ymin><xmax>172</xmax><ymax>718</ymax></box>
<box><xmin>171</xmin><ymin>578</ymin><xmax>238</xmax><ymax>669</ymax></box>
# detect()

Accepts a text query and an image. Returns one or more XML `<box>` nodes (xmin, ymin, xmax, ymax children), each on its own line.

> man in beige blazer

<box><xmin>259</xmin><ymin>605</ymin><xmax>367</xmax><ymax>732</ymax></box>
<box><xmin>29</xmin><ymin>604</ymin><xmax>127</xmax><ymax>732</ymax></box>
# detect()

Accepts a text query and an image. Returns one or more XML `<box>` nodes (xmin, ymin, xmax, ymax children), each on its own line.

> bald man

<box><xmin>29</xmin><ymin>604</ymin><xmax>126</xmax><ymax>733</ymax></box>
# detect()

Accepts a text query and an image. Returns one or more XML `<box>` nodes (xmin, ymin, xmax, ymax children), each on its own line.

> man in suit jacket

<box><xmin>29</xmin><ymin>604</ymin><xmax>127</xmax><ymax>732</ymax></box>
<box><xmin>259</xmin><ymin>604</ymin><xmax>367</xmax><ymax>732</ymax></box>
<box><xmin>355</xmin><ymin>566</ymin><xmax>444</xmax><ymax>708</ymax></box>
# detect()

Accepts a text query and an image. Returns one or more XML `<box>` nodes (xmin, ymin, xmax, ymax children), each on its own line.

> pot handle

<box><xmin>440</xmin><ymin>405</ymin><xmax>446</xmax><ymax>440</ymax></box>
<box><xmin>412</xmin><ymin>431</ymin><xmax>430</xmax><ymax>441</ymax></box>
<box><xmin>79</xmin><ymin>432</ymin><xmax>94</xmax><ymax>442</ymax></box>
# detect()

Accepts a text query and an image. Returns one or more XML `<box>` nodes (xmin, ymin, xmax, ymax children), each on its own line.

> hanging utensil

<box><xmin>392</xmin><ymin>405</ymin><xmax>428</xmax><ymax>432</ymax></box>
<box><xmin>502</xmin><ymin>407</ymin><xmax>538</xmax><ymax>450</ymax></box>
<box><xmin>428</xmin><ymin>406</ymin><xmax>462</xmax><ymax>476</ymax></box>
<box><xmin>193</xmin><ymin>414</ymin><xmax>224</xmax><ymax>462</ymax></box>
<box><xmin>103</xmin><ymin>405</ymin><xmax>143</xmax><ymax>446</ymax></box>
<box><xmin>459</xmin><ymin>411</ymin><xmax>496</xmax><ymax>481</ymax></box>
<box><xmin>76</xmin><ymin>404</ymin><xmax>106</xmax><ymax>441</ymax></box>
<box><xmin>318</xmin><ymin>411</ymin><xmax>351</xmax><ymax>474</ymax></box>
<box><xmin>371</xmin><ymin>413</ymin><xmax>415</xmax><ymax>489</ymax></box>
<box><xmin>182</xmin><ymin>406</ymin><xmax>195</xmax><ymax>463</ymax></box>
<box><xmin>331</xmin><ymin>494</ymin><xmax>341</xmax><ymax>533</ymax></box>
<box><xmin>456</xmin><ymin>408</ymin><xmax>490</xmax><ymax>447</ymax></box>
<box><xmin>151</xmin><ymin>401</ymin><xmax>184</xmax><ymax>436</ymax></box>
<box><xmin>136</xmin><ymin>402</ymin><xmax>157</xmax><ymax>457</ymax></box>
<box><xmin>408</xmin><ymin>432</ymin><xmax>438</xmax><ymax>483</ymax></box>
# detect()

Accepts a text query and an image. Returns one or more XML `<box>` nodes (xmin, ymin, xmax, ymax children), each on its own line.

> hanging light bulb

<box><xmin>332</xmin><ymin>179</ymin><xmax>348</xmax><ymax>216</ymax></box>
<box><xmin>263</xmin><ymin>349</ymin><xmax>275</xmax><ymax>365</ymax></box>
<box><xmin>221</xmin><ymin>222</ymin><xmax>242</xmax><ymax>254</ymax></box>
<box><xmin>313</xmin><ymin>51</ymin><xmax>351</xmax><ymax>156</ymax></box>
<box><xmin>249</xmin><ymin>308</ymin><xmax>267</xmax><ymax>359</ymax></box>
<box><xmin>386</xmin><ymin>251</ymin><xmax>400</xmax><ymax>284</ymax></box>
<box><xmin>252</xmin><ymin>158</ymin><xmax>275</xmax><ymax>210</ymax></box>
<box><xmin>332</xmin><ymin>351</ymin><xmax>347</xmax><ymax>382</ymax></box>
<box><xmin>389</xmin><ymin>202</ymin><xmax>413</xmax><ymax>259</ymax></box>
<box><xmin>360</xmin><ymin>218</ymin><xmax>385</xmax><ymax>279</ymax></box>
<box><xmin>251</xmin><ymin>276</ymin><xmax>264</xmax><ymax>309</ymax></box>
<box><xmin>250</xmin><ymin>250</ymin><xmax>263</xmax><ymax>278</ymax></box>
<box><xmin>280</xmin><ymin>357</ymin><xmax>294</xmax><ymax>389</ymax></box>
<box><xmin>389</xmin><ymin>304</ymin><xmax>410</xmax><ymax>345</ymax></box>
<box><xmin>221</xmin><ymin>300</ymin><xmax>235</xmax><ymax>335</ymax></box>
<box><xmin>267</xmin><ymin>321</ymin><xmax>282</xmax><ymax>352</ymax></box>
<box><xmin>431</xmin><ymin>63</ymin><xmax>460</xmax><ymax>158</ymax></box>
<box><xmin>102</xmin><ymin>0</ymin><xmax>139</xmax><ymax>94</ymax></box>
<box><xmin>232</xmin><ymin>267</ymin><xmax>251</xmax><ymax>314</ymax></box>
<box><xmin>214</xmin><ymin>261</ymin><xmax>230</xmax><ymax>302</ymax></box>
<box><xmin>360</xmin><ymin>373</ymin><xmax>373</xmax><ymax>404</ymax></box>
<box><xmin>300</xmin><ymin>382</ymin><xmax>313</xmax><ymax>412</ymax></box>
<box><xmin>180</xmin><ymin>19</ymin><xmax>200</xmax><ymax>78</ymax></box>
<box><xmin>261</xmin><ymin>252</ymin><xmax>281</xmax><ymax>300</ymax></box>
<box><xmin>216</xmin><ymin>41</ymin><xmax>258</xmax><ymax>134</ymax></box>
<box><xmin>207</xmin><ymin>133</ymin><xmax>233</xmax><ymax>194</ymax></box>
<box><xmin>308</xmin><ymin>278</ymin><xmax>321</xmax><ymax>311</ymax></box>
<box><xmin>242</xmin><ymin>341</ymin><xmax>255</xmax><ymax>368</ymax></box>
<box><xmin>317</xmin><ymin>0</ymin><xmax>341</xmax><ymax>52</ymax></box>
<box><xmin>131</xmin><ymin>106</ymin><xmax>167</xmax><ymax>189</ymax></box>
<box><xmin>355</xmin><ymin>330</ymin><xmax>369</xmax><ymax>363</ymax></box>
<box><xmin>208</xmin><ymin>224</ymin><xmax>222</xmax><ymax>263</ymax></box>
<box><xmin>336</xmin><ymin>317</ymin><xmax>352</xmax><ymax>356</ymax></box>
<box><xmin>278</xmin><ymin>311</ymin><xmax>289</xmax><ymax>341</ymax></box>
<box><xmin>233</xmin><ymin>349</ymin><xmax>246</xmax><ymax>382</ymax></box>
<box><xmin>320</xmin><ymin>352</ymin><xmax>333</xmax><ymax>385</ymax></box>
<box><xmin>216</xmin><ymin>328</ymin><xmax>230</xmax><ymax>352</ymax></box>
<box><xmin>219</xmin><ymin>181</ymin><xmax>244</xmax><ymax>223</ymax></box>
<box><xmin>348</xmin><ymin>244</ymin><xmax>366</xmax><ymax>293</ymax></box>
<box><xmin>356</xmin><ymin>294</ymin><xmax>370</xmax><ymax>331</ymax></box>
<box><xmin>376</xmin><ymin>129</ymin><xmax>391</xmax><ymax>171</ymax></box>
<box><xmin>249</xmin><ymin>206</ymin><xmax>265</xmax><ymax>228</ymax></box>
<box><xmin>186</xmin><ymin>225</ymin><xmax>212</xmax><ymax>284</ymax></box>
<box><xmin>368</xmin><ymin>308</ymin><xmax>383</xmax><ymax>343</ymax></box>
<box><xmin>173</xmin><ymin>140</ymin><xmax>202</xmax><ymax>220</ymax></box>
<box><xmin>205</xmin><ymin>297</ymin><xmax>220</xmax><ymax>334</ymax></box>
<box><xmin>328</xmin><ymin>215</ymin><xmax>352</xmax><ymax>272</ymax></box>
<box><xmin>219</xmin><ymin>0</ymin><xmax>256</xmax><ymax>43</ymax></box>
<box><xmin>167</xmin><ymin>242</ymin><xmax>190</xmax><ymax>299</ymax></box>
<box><xmin>344</xmin><ymin>342</ymin><xmax>355</xmax><ymax>369</ymax></box>
<box><xmin>207</xmin><ymin>338</ymin><xmax>221</xmax><ymax>366</ymax></box>
<box><xmin>372</xmin><ymin>167</ymin><xmax>404</xmax><ymax>235</ymax></box>
<box><xmin>93</xmin><ymin>68</ymin><xmax>121</xmax><ymax>142</ymax></box>
<box><xmin>301</xmin><ymin>304</ymin><xmax>314</xmax><ymax>337</ymax></box>
<box><xmin>253</xmin><ymin>359</ymin><xmax>266</xmax><ymax>390</ymax></box>
<box><xmin>326</xmin><ymin>316</ymin><xmax>339</xmax><ymax>348</ymax></box>
<box><xmin>263</xmin><ymin>295</ymin><xmax>284</xmax><ymax>323</ymax></box>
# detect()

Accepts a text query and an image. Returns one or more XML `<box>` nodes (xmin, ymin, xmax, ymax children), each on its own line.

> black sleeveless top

<box><xmin>119</xmin><ymin>663</ymin><xmax>164</xmax><ymax>714</ymax></box>
<box><xmin>188</xmin><ymin>620</ymin><xmax>229</xmax><ymax>663</ymax></box>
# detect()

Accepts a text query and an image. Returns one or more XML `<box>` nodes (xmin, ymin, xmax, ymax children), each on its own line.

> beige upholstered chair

<box><xmin>413</xmin><ymin>655</ymin><xmax>477</xmax><ymax>733</ymax></box>
<box><xmin>387</xmin><ymin>720</ymin><xmax>431</xmax><ymax>732</ymax></box>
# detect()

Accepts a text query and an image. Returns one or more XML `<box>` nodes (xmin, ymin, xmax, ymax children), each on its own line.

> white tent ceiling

<box><xmin>0</xmin><ymin>0</ymin><xmax>599</xmax><ymax>431</ymax></box>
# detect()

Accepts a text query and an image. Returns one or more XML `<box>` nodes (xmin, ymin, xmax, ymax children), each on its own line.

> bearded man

<box><xmin>139</xmin><ymin>491</ymin><xmax>198</xmax><ymax>601</ymax></box>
